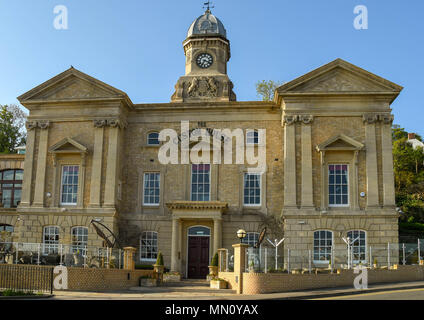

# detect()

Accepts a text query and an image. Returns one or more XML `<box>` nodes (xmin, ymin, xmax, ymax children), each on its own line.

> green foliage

<box><xmin>135</xmin><ymin>264</ymin><xmax>154</xmax><ymax>270</ymax></box>
<box><xmin>255</xmin><ymin>80</ymin><xmax>283</xmax><ymax>101</ymax></box>
<box><xmin>393</xmin><ymin>126</ymin><xmax>424</xmax><ymax>224</ymax></box>
<box><xmin>156</xmin><ymin>251</ymin><xmax>164</xmax><ymax>266</ymax></box>
<box><xmin>1</xmin><ymin>290</ymin><xmax>34</xmax><ymax>296</ymax></box>
<box><xmin>210</xmin><ymin>252</ymin><xmax>219</xmax><ymax>266</ymax></box>
<box><xmin>0</xmin><ymin>104</ymin><xmax>27</xmax><ymax>154</ymax></box>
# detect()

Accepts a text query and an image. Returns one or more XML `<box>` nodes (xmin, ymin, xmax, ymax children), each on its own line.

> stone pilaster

<box><xmin>283</xmin><ymin>115</ymin><xmax>297</xmax><ymax>208</ymax></box>
<box><xmin>89</xmin><ymin>120</ymin><xmax>106</xmax><ymax>208</ymax></box>
<box><xmin>300</xmin><ymin>115</ymin><xmax>314</xmax><ymax>208</ymax></box>
<box><xmin>363</xmin><ymin>114</ymin><xmax>379</xmax><ymax>207</ymax></box>
<box><xmin>380</xmin><ymin>114</ymin><xmax>396</xmax><ymax>207</ymax></box>
<box><xmin>32</xmin><ymin>121</ymin><xmax>50</xmax><ymax>207</ymax></box>
<box><xmin>20</xmin><ymin>121</ymin><xmax>37</xmax><ymax>207</ymax></box>
<box><xmin>213</xmin><ymin>218</ymin><xmax>222</xmax><ymax>255</ymax></box>
<box><xmin>170</xmin><ymin>218</ymin><xmax>180</xmax><ymax>272</ymax></box>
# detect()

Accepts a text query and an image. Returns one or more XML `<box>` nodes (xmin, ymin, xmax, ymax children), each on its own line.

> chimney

<box><xmin>408</xmin><ymin>133</ymin><xmax>416</xmax><ymax>140</ymax></box>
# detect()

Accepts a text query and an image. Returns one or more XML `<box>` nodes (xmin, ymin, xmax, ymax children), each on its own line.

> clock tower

<box><xmin>171</xmin><ymin>8</ymin><xmax>236</xmax><ymax>102</ymax></box>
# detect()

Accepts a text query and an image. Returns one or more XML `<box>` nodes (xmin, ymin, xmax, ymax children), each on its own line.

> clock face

<box><xmin>196</xmin><ymin>53</ymin><xmax>213</xmax><ymax>69</ymax></box>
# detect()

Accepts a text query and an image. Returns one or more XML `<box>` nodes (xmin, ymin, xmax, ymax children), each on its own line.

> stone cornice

<box><xmin>166</xmin><ymin>201</ymin><xmax>228</xmax><ymax>211</ymax></box>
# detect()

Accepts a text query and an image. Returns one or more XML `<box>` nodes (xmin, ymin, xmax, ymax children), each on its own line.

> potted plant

<box><xmin>210</xmin><ymin>277</ymin><xmax>227</xmax><ymax>289</ymax></box>
<box><xmin>373</xmin><ymin>258</ymin><xmax>378</xmax><ymax>269</ymax></box>
<box><xmin>153</xmin><ymin>252</ymin><xmax>165</xmax><ymax>274</ymax></box>
<box><xmin>208</xmin><ymin>252</ymin><xmax>219</xmax><ymax>276</ymax></box>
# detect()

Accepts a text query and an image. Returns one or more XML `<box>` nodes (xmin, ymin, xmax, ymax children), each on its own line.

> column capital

<box><xmin>38</xmin><ymin>120</ymin><xmax>50</xmax><ymax>130</ymax></box>
<box><xmin>108</xmin><ymin>118</ymin><xmax>128</xmax><ymax>129</ymax></box>
<box><xmin>93</xmin><ymin>119</ymin><xmax>108</xmax><ymax>128</ymax></box>
<box><xmin>25</xmin><ymin>121</ymin><xmax>38</xmax><ymax>130</ymax></box>
<box><xmin>379</xmin><ymin>113</ymin><xmax>394</xmax><ymax>125</ymax></box>
<box><xmin>363</xmin><ymin>114</ymin><xmax>378</xmax><ymax>124</ymax></box>
<box><xmin>300</xmin><ymin>115</ymin><xmax>314</xmax><ymax>124</ymax></box>
<box><xmin>283</xmin><ymin>115</ymin><xmax>298</xmax><ymax>126</ymax></box>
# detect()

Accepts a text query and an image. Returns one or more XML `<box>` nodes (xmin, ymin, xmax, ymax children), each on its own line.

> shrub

<box><xmin>135</xmin><ymin>264</ymin><xmax>154</xmax><ymax>270</ymax></box>
<box><xmin>211</xmin><ymin>253</ymin><xmax>218</xmax><ymax>266</ymax></box>
<box><xmin>156</xmin><ymin>252</ymin><xmax>164</xmax><ymax>266</ymax></box>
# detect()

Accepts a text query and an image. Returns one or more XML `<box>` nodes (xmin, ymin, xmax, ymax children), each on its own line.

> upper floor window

<box><xmin>191</xmin><ymin>164</ymin><xmax>210</xmax><ymax>201</ymax></box>
<box><xmin>246</xmin><ymin>130</ymin><xmax>259</xmax><ymax>145</ymax></box>
<box><xmin>328</xmin><ymin>164</ymin><xmax>349</xmax><ymax>207</ymax></box>
<box><xmin>43</xmin><ymin>226</ymin><xmax>59</xmax><ymax>255</ymax></box>
<box><xmin>243</xmin><ymin>173</ymin><xmax>261</xmax><ymax>206</ymax></box>
<box><xmin>0</xmin><ymin>169</ymin><xmax>23</xmax><ymax>208</ymax></box>
<box><xmin>60</xmin><ymin>165</ymin><xmax>79</xmax><ymax>206</ymax></box>
<box><xmin>347</xmin><ymin>230</ymin><xmax>367</xmax><ymax>263</ymax></box>
<box><xmin>242</xmin><ymin>232</ymin><xmax>260</xmax><ymax>247</ymax></box>
<box><xmin>140</xmin><ymin>231</ymin><xmax>158</xmax><ymax>261</ymax></box>
<box><xmin>71</xmin><ymin>226</ymin><xmax>88</xmax><ymax>255</ymax></box>
<box><xmin>147</xmin><ymin>132</ymin><xmax>160</xmax><ymax>146</ymax></box>
<box><xmin>0</xmin><ymin>224</ymin><xmax>13</xmax><ymax>233</ymax></box>
<box><xmin>313</xmin><ymin>230</ymin><xmax>333</xmax><ymax>263</ymax></box>
<box><xmin>143</xmin><ymin>173</ymin><xmax>160</xmax><ymax>206</ymax></box>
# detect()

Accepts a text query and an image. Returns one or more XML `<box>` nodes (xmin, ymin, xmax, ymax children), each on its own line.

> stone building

<box><xmin>0</xmin><ymin>9</ymin><xmax>402</xmax><ymax>277</ymax></box>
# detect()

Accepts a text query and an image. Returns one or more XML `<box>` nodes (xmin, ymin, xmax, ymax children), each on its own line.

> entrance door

<box><xmin>188</xmin><ymin>236</ymin><xmax>210</xmax><ymax>279</ymax></box>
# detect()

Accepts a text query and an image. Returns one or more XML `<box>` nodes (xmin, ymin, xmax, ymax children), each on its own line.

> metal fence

<box><xmin>239</xmin><ymin>242</ymin><xmax>423</xmax><ymax>274</ymax></box>
<box><xmin>0</xmin><ymin>242</ymin><xmax>124</xmax><ymax>269</ymax></box>
<box><xmin>0</xmin><ymin>264</ymin><xmax>53</xmax><ymax>293</ymax></box>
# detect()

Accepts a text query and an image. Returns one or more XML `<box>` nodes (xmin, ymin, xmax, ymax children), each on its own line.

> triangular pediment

<box><xmin>316</xmin><ymin>134</ymin><xmax>364</xmax><ymax>152</ymax></box>
<box><xmin>18</xmin><ymin>67</ymin><xmax>129</xmax><ymax>103</ymax></box>
<box><xmin>49</xmin><ymin>137</ymin><xmax>88</xmax><ymax>154</ymax></box>
<box><xmin>276</xmin><ymin>59</ymin><xmax>403</xmax><ymax>99</ymax></box>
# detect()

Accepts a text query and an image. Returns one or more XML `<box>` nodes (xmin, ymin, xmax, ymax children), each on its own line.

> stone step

<box><xmin>129</xmin><ymin>286</ymin><xmax>236</xmax><ymax>294</ymax></box>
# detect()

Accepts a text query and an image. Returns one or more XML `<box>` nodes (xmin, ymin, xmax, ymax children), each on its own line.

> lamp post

<box><xmin>237</xmin><ymin>229</ymin><xmax>246</xmax><ymax>244</ymax></box>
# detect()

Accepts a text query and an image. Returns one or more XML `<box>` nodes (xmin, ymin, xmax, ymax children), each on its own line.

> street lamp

<box><xmin>237</xmin><ymin>229</ymin><xmax>247</xmax><ymax>244</ymax></box>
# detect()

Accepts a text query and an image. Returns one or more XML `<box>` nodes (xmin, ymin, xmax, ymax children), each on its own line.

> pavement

<box><xmin>36</xmin><ymin>281</ymin><xmax>424</xmax><ymax>300</ymax></box>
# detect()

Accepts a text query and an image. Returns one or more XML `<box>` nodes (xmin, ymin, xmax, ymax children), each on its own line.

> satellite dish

<box><xmin>254</xmin><ymin>227</ymin><xmax>267</xmax><ymax>248</ymax></box>
<box><xmin>90</xmin><ymin>220</ymin><xmax>121</xmax><ymax>249</ymax></box>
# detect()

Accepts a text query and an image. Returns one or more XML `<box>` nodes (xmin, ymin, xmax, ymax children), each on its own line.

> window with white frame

<box><xmin>191</xmin><ymin>164</ymin><xmax>210</xmax><ymax>201</ymax></box>
<box><xmin>347</xmin><ymin>230</ymin><xmax>367</xmax><ymax>263</ymax></box>
<box><xmin>313</xmin><ymin>230</ymin><xmax>333</xmax><ymax>262</ymax></box>
<box><xmin>243</xmin><ymin>173</ymin><xmax>261</xmax><ymax>206</ymax></box>
<box><xmin>246</xmin><ymin>130</ymin><xmax>259</xmax><ymax>145</ymax></box>
<box><xmin>242</xmin><ymin>232</ymin><xmax>260</xmax><ymax>247</ymax></box>
<box><xmin>140</xmin><ymin>231</ymin><xmax>158</xmax><ymax>261</ymax></box>
<box><xmin>71</xmin><ymin>227</ymin><xmax>88</xmax><ymax>255</ymax></box>
<box><xmin>43</xmin><ymin>226</ymin><xmax>60</xmax><ymax>255</ymax></box>
<box><xmin>147</xmin><ymin>132</ymin><xmax>160</xmax><ymax>146</ymax></box>
<box><xmin>60</xmin><ymin>165</ymin><xmax>79</xmax><ymax>205</ymax></box>
<box><xmin>143</xmin><ymin>173</ymin><xmax>160</xmax><ymax>205</ymax></box>
<box><xmin>328</xmin><ymin>164</ymin><xmax>349</xmax><ymax>207</ymax></box>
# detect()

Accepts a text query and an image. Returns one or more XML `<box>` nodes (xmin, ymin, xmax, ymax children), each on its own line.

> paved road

<box><xmin>313</xmin><ymin>287</ymin><xmax>424</xmax><ymax>300</ymax></box>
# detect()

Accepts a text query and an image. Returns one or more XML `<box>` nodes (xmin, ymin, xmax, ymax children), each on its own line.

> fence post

<box><xmin>387</xmin><ymin>243</ymin><xmax>391</xmax><ymax>268</ymax></box>
<box><xmin>369</xmin><ymin>246</ymin><xmax>372</xmax><ymax>268</ymax></box>
<box><xmin>60</xmin><ymin>244</ymin><xmax>63</xmax><ymax>266</ymax></box>
<box><xmin>402</xmin><ymin>243</ymin><xmax>406</xmax><ymax>265</ymax></box>
<box><xmin>309</xmin><ymin>250</ymin><xmax>312</xmax><ymax>274</ymax></box>
<box><xmin>264</xmin><ymin>248</ymin><xmax>267</xmax><ymax>273</ymax></box>
<box><xmin>418</xmin><ymin>239</ymin><xmax>421</xmax><ymax>264</ymax></box>
<box><xmin>287</xmin><ymin>249</ymin><xmax>290</xmax><ymax>274</ymax></box>
<box><xmin>15</xmin><ymin>243</ymin><xmax>19</xmax><ymax>264</ymax></box>
<box><xmin>37</xmin><ymin>244</ymin><xmax>41</xmax><ymax>265</ymax></box>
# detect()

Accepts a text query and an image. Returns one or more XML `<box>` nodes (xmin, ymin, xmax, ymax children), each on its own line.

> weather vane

<box><xmin>203</xmin><ymin>1</ymin><xmax>214</xmax><ymax>12</ymax></box>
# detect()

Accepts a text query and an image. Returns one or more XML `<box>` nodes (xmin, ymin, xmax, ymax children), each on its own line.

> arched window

<box><xmin>140</xmin><ymin>231</ymin><xmax>158</xmax><ymax>261</ymax></box>
<box><xmin>0</xmin><ymin>224</ymin><xmax>13</xmax><ymax>233</ymax></box>
<box><xmin>313</xmin><ymin>230</ymin><xmax>333</xmax><ymax>263</ymax></box>
<box><xmin>242</xmin><ymin>232</ymin><xmax>259</xmax><ymax>247</ymax></box>
<box><xmin>0</xmin><ymin>169</ymin><xmax>23</xmax><ymax>208</ymax></box>
<box><xmin>188</xmin><ymin>226</ymin><xmax>210</xmax><ymax>236</ymax></box>
<box><xmin>43</xmin><ymin>226</ymin><xmax>60</xmax><ymax>255</ymax></box>
<box><xmin>71</xmin><ymin>227</ymin><xmax>88</xmax><ymax>255</ymax></box>
<box><xmin>147</xmin><ymin>132</ymin><xmax>160</xmax><ymax>146</ymax></box>
<box><xmin>347</xmin><ymin>230</ymin><xmax>367</xmax><ymax>263</ymax></box>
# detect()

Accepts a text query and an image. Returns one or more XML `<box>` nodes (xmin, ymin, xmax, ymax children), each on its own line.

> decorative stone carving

<box><xmin>362</xmin><ymin>113</ymin><xmax>394</xmax><ymax>125</ymax></box>
<box><xmin>300</xmin><ymin>115</ymin><xmax>314</xmax><ymax>124</ymax></box>
<box><xmin>363</xmin><ymin>114</ymin><xmax>378</xmax><ymax>124</ymax></box>
<box><xmin>311</xmin><ymin>75</ymin><xmax>369</xmax><ymax>92</ymax></box>
<box><xmin>108</xmin><ymin>119</ymin><xmax>127</xmax><ymax>129</ymax></box>
<box><xmin>283</xmin><ymin>115</ymin><xmax>298</xmax><ymax>125</ymax></box>
<box><xmin>93</xmin><ymin>119</ymin><xmax>107</xmax><ymax>128</ymax></box>
<box><xmin>379</xmin><ymin>114</ymin><xmax>394</xmax><ymax>125</ymax></box>
<box><xmin>38</xmin><ymin>121</ymin><xmax>50</xmax><ymax>130</ymax></box>
<box><xmin>187</xmin><ymin>76</ymin><xmax>218</xmax><ymax>98</ymax></box>
<box><xmin>25</xmin><ymin>121</ymin><xmax>38</xmax><ymax>130</ymax></box>
<box><xmin>283</xmin><ymin>115</ymin><xmax>314</xmax><ymax>125</ymax></box>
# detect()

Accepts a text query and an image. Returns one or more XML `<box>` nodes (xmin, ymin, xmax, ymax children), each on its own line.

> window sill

<box><xmin>142</xmin><ymin>205</ymin><xmax>161</xmax><ymax>209</ymax></box>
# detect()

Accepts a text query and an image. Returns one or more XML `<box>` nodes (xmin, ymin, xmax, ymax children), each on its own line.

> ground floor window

<box><xmin>140</xmin><ymin>231</ymin><xmax>158</xmax><ymax>261</ymax></box>
<box><xmin>43</xmin><ymin>226</ymin><xmax>59</xmax><ymax>254</ymax></box>
<box><xmin>0</xmin><ymin>224</ymin><xmax>13</xmax><ymax>233</ymax></box>
<box><xmin>242</xmin><ymin>232</ymin><xmax>259</xmax><ymax>247</ymax></box>
<box><xmin>71</xmin><ymin>226</ymin><xmax>88</xmax><ymax>255</ymax></box>
<box><xmin>347</xmin><ymin>230</ymin><xmax>367</xmax><ymax>263</ymax></box>
<box><xmin>314</xmin><ymin>230</ymin><xmax>333</xmax><ymax>263</ymax></box>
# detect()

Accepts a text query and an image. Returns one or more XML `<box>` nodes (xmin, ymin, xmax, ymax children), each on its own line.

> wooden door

<box><xmin>187</xmin><ymin>236</ymin><xmax>210</xmax><ymax>279</ymax></box>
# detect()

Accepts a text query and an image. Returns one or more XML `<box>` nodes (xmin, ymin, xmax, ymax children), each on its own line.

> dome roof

<box><xmin>187</xmin><ymin>10</ymin><xmax>227</xmax><ymax>39</ymax></box>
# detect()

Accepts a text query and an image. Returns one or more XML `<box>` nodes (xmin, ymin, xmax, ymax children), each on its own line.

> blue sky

<box><xmin>0</xmin><ymin>0</ymin><xmax>423</xmax><ymax>135</ymax></box>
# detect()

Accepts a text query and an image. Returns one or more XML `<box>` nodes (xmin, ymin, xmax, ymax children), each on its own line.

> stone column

<box><xmin>300</xmin><ymin>115</ymin><xmax>314</xmax><ymax>208</ymax></box>
<box><xmin>213</xmin><ymin>218</ymin><xmax>222</xmax><ymax>255</ymax></box>
<box><xmin>232</xmin><ymin>243</ymin><xmax>248</xmax><ymax>294</ymax></box>
<box><xmin>104</xmin><ymin>119</ymin><xmax>125</xmax><ymax>208</ymax></box>
<box><xmin>170</xmin><ymin>217</ymin><xmax>180</xmax><ymax>272</ymax></box>
<box><xmin>89</xmin><ymin>120</ymin><xmax>106</xmax><ymax>208</ymax></box>
<box><xmin>20</xmin><ymin>121</ymin><xmax>37</xmax><ymax>207</ymax></box>
<box><xmin>380</xmin><ymin>114</ymin><xmax>396</xmax><ymax>207</ymax></box>
<box><xmin>363</xmin><ymin>114</ymin><xmax>379</xmax><ymax>207</ymax></box>
<box><xmin>33</xmin><ymin>121</ymin><xmax>50</xmax><ymax>207</ymax></box>
<box><xmin>283</xmin><ymin>115</ymin><xmax>297</xmax><ymax>208</ymax></box>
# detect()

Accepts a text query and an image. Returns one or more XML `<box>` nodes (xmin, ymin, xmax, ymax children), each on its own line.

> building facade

<box><xmin>0</xmin><ymin>9</ymin><xmax>402</xmax><ymax>277</ymax></box>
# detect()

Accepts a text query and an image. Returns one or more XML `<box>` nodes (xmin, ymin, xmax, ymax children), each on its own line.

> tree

<box><xmin>0</xmin><ymin>104</ymin><xmax>27</xmax><ymax>154</ymax></box>
<box><xmin>255</xmin><ymin>80</ymin><xmax>283</xmax><ymax>101</ymax></box>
